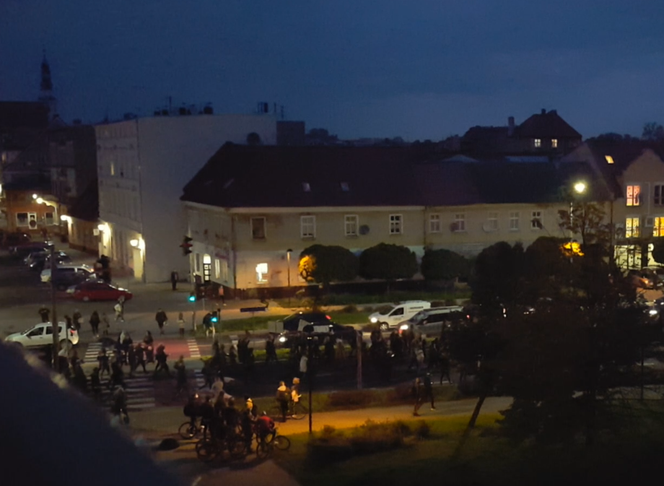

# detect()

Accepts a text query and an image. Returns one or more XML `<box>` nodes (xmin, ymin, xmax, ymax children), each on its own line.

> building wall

<box><xmin>66</xmin><ymin>217</ymin><xmax>98</xmax><ymax>253</ymax></box>
<box><xmin>4</xmin><ymin>190</ymin><xmax>59</xmax><ymax>235</ymax></box>
<box><xmin>96</xmin><ymin>114</ymin><xmax>277</xmax><ymax>283</ymax></box>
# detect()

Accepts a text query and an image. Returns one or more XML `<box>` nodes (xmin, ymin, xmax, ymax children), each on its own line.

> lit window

<box><xmin>344</xmin><ymin>215</ymin><xmax>358</xmax><ymax>236</ymax></box>
<box><xmin>626</xmin><ymin>185</ymin><xmax>641</xmax><ymax>206</ymax></box>
<box><xmin>389</xmin><ymin>214</ymin><xmax>403</xmax><ymax>235</ymax></box>
<box><xmin>214</xmin><ymin>259</ymin><xmax>221</xmax><ymax>279</ymax></box>
<box><xmin>256</xmin><ymin>263</ymin><xmax>268</xmax><ymax>283</ymax></box>
<box><xmin>301</xmin><ymin>215</ymin><xmax>316</xmax><ymax>238</ymax></box>
<box><xmin>626</xmin><ymin>217</ymin><xmax>640</xmax><ymax>238</ymax></box>
<box><xmin>551</xmin><ymin>139</ymin><xmax>558</xmax><ymax>148</ymax></box>
<box><xmin>655</xmin><ymin>185</ymin><xmax>664</xmax><ymax>205</ymax></box>
<box><xmin>453</xmin><ymin>213</ymin><xmax>466</xmax><ymax>232</ymax></box>
<box><xmin>487</xmin><ymin>211</ymin><xmax>498</xmax><ymax>231</ymax></box>
<box><xmin>251</xmin><ymin>217</ymin><xmax>266</xmax><ymax>239</ymax></box>
<box><xmin>340</xmin><ymin>182</ymin><xmax>350</xmax><ymax>192</ymax></box>
<box><xmin>531</xmin><ymin>211</ymin><xmax>542</xmax><ymax>230</ymax></box>
<box><xmin>605</xmin><ymin>155</ymin><xmax>615</xmax><ymax>165</ymax></box>
<box><xmin>534</xmin><ymin>138</ymin><xmax>542</xmax><ymax>148</ymax></box>
<box><xmin>509</xmin><ymin>211</ymin><xmax>520</xmax><ymax>231</ymax></box>
<box><xmin>302</xmin><ymin>182</ymin><xmax>311</xmax><ymax>192</ymax></box>
<box><xmin>110</xmin><ymin>162</ymin><xmax>115</xmax><ymax>176</ymax></box>
<box><xmin>221</xmin><ymin>260</ymin><xmax>229</xmax><ymax>281</ymax></box>
<box><xmin>654</xmin><ymin>217</ymin><xmax>664</xmax><ymax>237</ymax></box>
<box><xmin>429</xmin><ymin>214</ymin><xmax>442</xmax><ymax>233</ymax></box>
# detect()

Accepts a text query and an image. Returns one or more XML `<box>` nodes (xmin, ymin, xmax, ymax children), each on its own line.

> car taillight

<box><xmin>325</xmin><ymin>315</ymin><xmax>331</xmax><ymax>320</ymax></box>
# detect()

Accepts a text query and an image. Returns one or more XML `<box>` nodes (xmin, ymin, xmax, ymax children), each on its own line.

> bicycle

<box><xmin>255</xmin><ymin>431</ymin><xmax>290</xmax><ymax>459</ymax></box>
<box><xmin>268</xmin><ymin>401</ymin><xmax>308</xmax><ymax>422</ymax></box>
<box><xmin>195</xmin><ymin>424</ymin><xmax>246</xmax><ymax>463</ymax></box>
<box><xmin>178</xmin><ymin>417</ymin><xmax>206</xmax><ymax>440</ymax></box>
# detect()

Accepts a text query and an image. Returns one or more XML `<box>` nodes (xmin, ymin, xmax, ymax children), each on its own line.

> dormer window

<box><xmin>340</xmin><ymin>182</ymin><xmax>350</xmax><ymax>192</ymax></box>
<box><xmin>551</xmin><ymin>139</ymin><xmax>558</xmax><ymax>148</ymax></box>
<box><xmin>605</xmin><ymin>155</ymin><xmax>615</xmax><ymax>164</ymax></box>
<box><xmin>534</xmin><ymin>138</ymin><xmax>542</xmax><ymax>148</ymax></box>
<box><xmin>302</xmin><ymin>182</ymin><xmax>311</xmax><ymax>192</ymax></box>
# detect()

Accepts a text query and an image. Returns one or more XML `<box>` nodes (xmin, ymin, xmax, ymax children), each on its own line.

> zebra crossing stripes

<box><xmin>187</xmin><ymin>338</ymin><xmax>201</xmax><ymax>358</ymax></box>
<box><xmin>84</xmin><ymin>341</ymin><xmax>103</xmax><ymax>362</ymax></box>
<box><xmin>99</xmin><ymin>375</ymin><xmax>156</xmax><ymax>411</ymax></box>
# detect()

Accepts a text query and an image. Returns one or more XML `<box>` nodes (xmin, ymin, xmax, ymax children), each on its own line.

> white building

<box><xmin>95</xmin><ymin>114</ymin><xmax>277</xmax><ymax>283</ymax></box>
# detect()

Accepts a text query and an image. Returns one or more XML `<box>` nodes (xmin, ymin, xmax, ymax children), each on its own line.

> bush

<box><xmin>328</xmin><ymin>390</ymin><xmax>375</xmax><ymax>408</ymax></box>
<box><xmin>341</xmin><ymin>304</ymin><xmax>359</xmax><ymax>313</ymax></box>
<box><xmin>415</xmin><ymin>420</ymin><xmax>431</xmax><ymax>438</ymax></box>
<box><xmin>348</xmin><ymin>420</ymin><xmax>408</xmax><ymax>454</ymax></box>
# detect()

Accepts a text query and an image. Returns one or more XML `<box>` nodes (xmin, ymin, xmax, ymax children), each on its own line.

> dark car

<box><xmin>277</xmin><ymin>312</ymin><xmax>356</xmax><ymax>345</ymax></box>
<box><xmin>10</xmin><ymin>241</ymin><xmax>51</xmax><ymax>257</ymax></box>
<box><xmin>281</xmin><ymin>311</ymin><xmax>333</xmax><ymax>332</ymax></box>
<box><xmin>0</xmin><ymin>232</ymin><xmax>30</xmax><ymax>249</ymax></box>
<box><xmin>29</xmin><ymin>251</ymin><xmax>72</xmax><ymax>271</ymax></box>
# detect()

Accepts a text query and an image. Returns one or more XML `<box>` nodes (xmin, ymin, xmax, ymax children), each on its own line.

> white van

<box><xmin>398</xmin><ymin>306</ymin><xmax>465</xmax><ymax>336</ymax></box>
<box><xmin>368</xmin><ymin>300</ymin><xmax>431</xmax><ymax>331</ymax></box>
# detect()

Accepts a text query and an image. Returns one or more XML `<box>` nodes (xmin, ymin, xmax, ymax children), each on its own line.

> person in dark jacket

<box><xmin>155</xmin><ymin>309</ymin><xmax>168</xmax><ymax>335</ymax></box>
<box><xmin>89</xmin><ymin>311</ymin><xmax>101</xmax><ymax>338</ymax></box>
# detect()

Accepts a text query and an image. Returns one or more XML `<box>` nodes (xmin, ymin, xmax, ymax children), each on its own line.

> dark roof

<box><xmin>516</xmin><ymin>110</ymin><xmax>581</xmax><ymax>139</ymax></box>
<box><xmin>68</xmin><ymin>179</ymin><xmax>99</xmax><ymax>222</ymax></box>
<box><xmin>0</xmin><ymin>102</ymin><xmax>49</xmax><ymax>132</ymax></box>
<box><xmin>182</xmin><ymin>145</ymin><xmax>424</xmax><ymax>208</ymax></box>
<box><xmin>182</xmin><ymin>145</ymin><xmax>605</xmax><ymax>209</ymax></box>
<box><xmin>586</xmin><ymin>140</ymin><xmax>650</xmax><ymax>174</ymax></box>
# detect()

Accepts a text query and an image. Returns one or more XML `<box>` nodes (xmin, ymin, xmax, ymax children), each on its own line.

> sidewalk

<box><xmin>130</xmin><ymin>397</ymin><xmax>513</xmax><ymax>486</ymax></box>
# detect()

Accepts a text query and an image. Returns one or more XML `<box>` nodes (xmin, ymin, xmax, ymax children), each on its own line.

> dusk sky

<box><xmin>1</xmin><ymin>0</ymin><xmax>663</xmax><ymax>140</ymax></box>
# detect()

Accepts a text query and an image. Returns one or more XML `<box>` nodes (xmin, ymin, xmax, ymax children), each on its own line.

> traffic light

<box><xmin>180</xmin><ymin>236</ymin><xmax>193</xmax><ymax>256</ymax></box>
<box><xmin>188</xmin><ymin>292</ymin><xmax>196</xmax><ymax>303</ymax></box>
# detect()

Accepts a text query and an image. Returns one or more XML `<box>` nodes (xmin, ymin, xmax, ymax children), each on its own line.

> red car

<box><xmin>72</xmin><ymin>281</ymin><xmax>133</xmax><ymax>302</ymax></box>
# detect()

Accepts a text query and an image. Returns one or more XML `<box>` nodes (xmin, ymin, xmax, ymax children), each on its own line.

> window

<box><xmin>509</xmin><ymin>211</ymin><xmax>520</xmax><ymax>231</ymax></box>
<box><xmin>221</xmin><ymin>259</ymin><xmax>229</xmax><ymax>281</ymax></box>
<box><xmin>453</xmin><ymin>213</ymin><xmax>466</xmax><ymax>232</ymax></box>
<box><xmin>605</xmin><ymin>155</ymin><xmax>615</xmax><ymax>165</ymax></box>
<box><xmin>344</xmin><ymin>215</ymin><xmax>358</xmax><ymax>236</ymax></box>
<box><xmin>487</xmin><ymin>211</ymin><xmax>498</xmax><ymax>231</ymax></box>
<box><xmin>534</xmin><ymin>138</ymin><xmax>542</xmax><ymax>148</ymax></box>
<box><xmin>45</xmin><ymin>212</ymin><xmax>54</xmax><ymax>226</ymax></box>
<box><xmin>655</xmin><ymin>185</ymin><xmax>664</xmax><ymax>206</ymax></box>
<box><xmin>531</xmin><ymin>211</ymin><xmax>542</xmax><ymax>230</ymax></box>
<box><xmin>28</xmin><ymin>213</ymin><xmax>37</xmax><ymax>229</ymax></box>
<box><xmin>300</xmin><ymin>215</ymin><xmax>316</xmax><ymax>238</ymax></box>
<box><xmin>389</xmin><ymin>214</ymin><xmax>403</xmax><ymax>235</ymax></box>
<box><xmin>110</xmin><ymin>162</ymin><xmax>115</xmax><ymax>176</ymax></box>
<box><xmin>16</xmin><ymin>212</ymin><xmax>28</xmax><ymax>227</ymax></box>
<box><xmin>429</xmin><ymin>214</ymin><xmax>442</xmax><ymax>233</ymax></box>
<box><xmin>302</xmin><ymin>182</ymin><xmax>311</xmax><ymax>192</ymax></box>
<box><xmin>251</xmin><ymin>217</ymin><xmax>266</xmax><ymax>239</ymax></box>
<box><xmin>551</xmin><ymin>139</ymin><xmax>558</xmax><ymax>148</ymax></box>
<box><xmin>214</xmin><ymin>259</ymin><xmax>221</xmax><ymax>279</ymax></box>
<box><xmin>256</xmin><ymin>263</ymin><xmax>268</xmax><ymax>283</ymax></box>
<box><xmin>626</xmin><ymin>185</ymin><xmax>641</xmax><ymax>206</ymax></box>
<box><xmin>626</xmin><ymin>217</ymin><xmax>640</xmax><ymax>238</ymax></box>
<box><xmin>654</xmin><ymin>217</ymin><xmax>664</xmax><ymax>237</ymax></box>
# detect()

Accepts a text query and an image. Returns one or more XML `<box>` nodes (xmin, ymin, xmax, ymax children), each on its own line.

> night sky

<box><xmin>1</xmin><ymin>0</ymin><xmax>663</xmax><ymax>140</ymax></box>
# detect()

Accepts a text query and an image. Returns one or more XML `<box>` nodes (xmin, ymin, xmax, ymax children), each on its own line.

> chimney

<box><xmin>549</xmin><ymin>109</ymin><xmax>557</xmax><ymax>115</ymax></box>
<box><xmin>508</xmin><ymin>116</ymin><xmax>515</xmax><ymax>136</ymax></box>
<box><xmin>541</xmin><ymin>109</ymin><xmax>546</xmax><ymax>115</ymax></box>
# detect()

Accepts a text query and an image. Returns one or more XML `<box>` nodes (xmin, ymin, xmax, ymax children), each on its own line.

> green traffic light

<box><xmin>188</xmin><ymin>294</ymin><xmax>196</xmax><ymax>303</ymax></box>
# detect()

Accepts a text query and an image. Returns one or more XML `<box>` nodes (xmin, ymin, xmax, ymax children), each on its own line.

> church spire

<box><xmin>38</xmin><ymin>49</ymin><xmax>57</xmax><ymax>117</ymax></box>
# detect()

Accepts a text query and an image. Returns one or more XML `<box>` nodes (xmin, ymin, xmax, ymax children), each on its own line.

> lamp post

<box><xmin>287</xmin><ymin>249</ymin><xmax>292</xmax><ymax>307</ymax></box>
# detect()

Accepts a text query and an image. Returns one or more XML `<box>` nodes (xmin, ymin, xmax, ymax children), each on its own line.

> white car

<box><xmin>5</xmin><ymin>322</ymin><xmax>79</xmax><ymax>349</ymax></box>
<box><xmin>368</xmin><ymin>300</ymin><xmax>432</xmax><ymax>331</ymax></box>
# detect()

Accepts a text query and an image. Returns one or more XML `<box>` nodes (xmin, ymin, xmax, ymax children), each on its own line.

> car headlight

<box><xmin>400</xmin><ymin>324</ymin><xmax>408</xmax><ymax>330</ymax></box>
<box><xmin>278</xmin><ymin>336</ymin><xmax>286</xmax><ymax>343</ymax></box>
<box><xmin>370</xmin><ymin>317</ymin><xmax>378</xmax><ymax>323</ymax></box>
<box><xmin>649</xmin><ymin>309</ymin><xmax>659</xmax><ymax>316</ymax></box>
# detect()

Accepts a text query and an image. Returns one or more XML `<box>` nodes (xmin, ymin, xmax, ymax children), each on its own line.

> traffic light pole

<box><xmin>50</xmin><ymin>245</ymin><xmax>59</xmax><ymax>371</ymax></box>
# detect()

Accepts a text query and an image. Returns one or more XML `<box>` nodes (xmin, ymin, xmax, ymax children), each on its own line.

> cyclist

<box><xmin>183</xmin><ymin>393</ymin><xmax>201</xmax><ymax>430</ymax></box>
<box><xmin>254</xmin><ymin>411</ymin><xmax>277</xmax><ymax>448</ymax></box>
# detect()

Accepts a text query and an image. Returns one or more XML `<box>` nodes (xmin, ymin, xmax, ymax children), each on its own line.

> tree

<box><xmin>358</xmin><ymin>243</ymin><xmax>418</xmax><ymax>282</ymax></box>
<box><xmin>298</xmin><ymin>245</ymin><xmax>358</xmax><ymax>286</ymax></box>
<box><xmin>642</xmin><ymin>122</ymin><xmax>664</xmax><ymax>141</ymax></box>
<box><xmin>420</xmin><ymin>249</ymin><xmax>469</xmax><ymax>282</ymax></box>
<box><xmin>652</xmin><ymin>239</ymin><xmax>664</xmax><ymax>265</ymax></box>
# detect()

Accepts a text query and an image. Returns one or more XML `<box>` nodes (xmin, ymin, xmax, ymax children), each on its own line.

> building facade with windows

<box><xmin>181</xmin><ymin>145</ymin><xmax>600</xmax><ymax>292</ymax></box>
<box><xmin>96</xmin><ymin>113</ymin><xmax>277</xmax><ymax>283</ymax></box>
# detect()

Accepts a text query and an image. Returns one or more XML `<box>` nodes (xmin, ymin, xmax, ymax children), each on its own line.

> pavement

<box><xmin>126</xmin><ymin>396</ymin><xmax>514</xmax><ymax>486</ymax></box>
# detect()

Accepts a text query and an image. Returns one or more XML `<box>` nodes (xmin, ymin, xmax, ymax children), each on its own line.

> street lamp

<box><xmin>287</xmin><ymin>249</ymin><xmax>292</xmax><ymax>307</ymax></box>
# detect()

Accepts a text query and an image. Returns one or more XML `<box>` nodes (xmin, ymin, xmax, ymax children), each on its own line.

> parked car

<box><xmin>71</xmin><ymin>281</ymin><xmax>133</xmax><ymax>302</ymax></box>
<box><xmin>281</xmin><ymin>311</ymin><xmax>333</xmax><ymax>332</ymax></box>
<box><xmin>627</xmin><ymin>269</ymin><xmax>656</xmax><ymax>289</ymax></box>
<box><xmin>398</xmin><ymin>306</ymin><xmax>466</xmax><ymax>335</ymax></box>
<box><xmin>10</xmin><ymin>241</ymin><xmax>51</xmax><ymax>257</ymax></box>
<box><xmin>5</xmin><ymin>322</ymin><xmax>79</xmax><ymax>349</ymax></box>
<box><xmin>41</xmin><ymin>264</ymin><xmax>94</xmax><ymax>283</ymax></box>
<box><xmin>368</xmin><ymin>300</ymin><xmax>432</xmax><ymax>331</ymax></box>
<box><xmin>0</xmin><ymin>231</ymin><xmax>30</xmax><ymax>249</ymax></box>
<box><xmin>29</xmin><ymin>251</ymin><xmax>72</xmax><ymax>271</ymax></box>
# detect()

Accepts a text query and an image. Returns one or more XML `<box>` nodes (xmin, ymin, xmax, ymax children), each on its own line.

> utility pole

<box><xmin>50</xmin><ymin>244</ymin><xmax>59</xmax><ymax>371</ymax></box>
<box><xmin>356</xmin><ymin>330</ymin><xmax>363</xmax><ymax>389</ymax></box>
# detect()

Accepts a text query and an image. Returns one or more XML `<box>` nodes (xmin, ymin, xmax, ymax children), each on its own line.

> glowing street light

<box><xmin>574</xmin><ymin>181</ymin><xmax>587</xmax><ymax>195</ymax></box>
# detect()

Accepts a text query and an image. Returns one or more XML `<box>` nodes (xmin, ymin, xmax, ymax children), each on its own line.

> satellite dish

<box><xmin>359</xmin><ymin>225</ymin><xmax>370</xmax><ymax>235</ymax></box>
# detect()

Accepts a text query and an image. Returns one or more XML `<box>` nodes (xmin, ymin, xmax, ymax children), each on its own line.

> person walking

<box><xmin>135</xmin><ymin>343</ymin><xmax>147</xmax><ymax>373</ymax></box>
<box><xmin>275</xmin><ymin>381</ymin><xmax>290</xmax><ymax>422</ymax></box>
<box><xmin>38</xmin><ymin>305</ymin><xmax>50</xmax><ymax>323</ymax></box>
<box><xmin>90</xmin><ymin>367</ymin><xmax>101</xmax><ymax>400</ymax></box>
<box><xmin>154</xmin><ymin>344</ymin><xmax>170</xmax><ymax>377</ymax></box>
<box><xmin>114</xmin><ymin>301</ymin><xmax>124</xmax><ymax>323</ymax></box>
<box><xmin>177</xmin><ymin>312</ymin><xmax>185</xmax><ymax>338</ymax></box>
<box><xmin>413</xmin><ymin>377</ymin><xmax>425</xmax><ymax>416</ymax></box>
<box><xmin>143</xmin><ymin>331</ymin><xmax>155</xmax><ymax>363</ymax></box>
<box><xmin>72</xmin><ymin>310</ymin><xmax>82</xmax><ymax>331</ymax></box>
<box><xmin>111</xmin><ymin>384</ymin><xmax>129</xmax><ymax>424</ymax></box>
<box><xmin>89</xmin><ymin>310</ymin><xmax>100</xmax><ymax>338</ymax></box>
<box><xmin>423</xmin><ymin>372</ymin><xmax>436</xmax><ymax>410</ymax></box>
<box><xmin>97</xmin><ymin>348</ymin><xmax>111</xmax><ymax>378</ymax></box>
<box><xmin>265</xmin><ymin>334</ymin><xmax>278</xmax><ymax>364</ymax></box>
<box><xmin>155</xmin><ymin>309</ymin><xmax>168</xmax><ymax>335</ymax></box>
<box><xmin>170</xmin><ymin>271</ymin><xmax>179</xmax><ymax>291</ymax></box>
<box><xmin>101</xmin><ymin>312</ymin><xmax>110</xmax><ymax>337</ymax></box>
<box><xmin>200</xmin><ymin>360</ymin><xmax>215</xmax><ymax>390</ymax></box>
<box><xmin>174</xmin><ymin>355</ymin><xmax>188</xmax><ymax>399</ymax></box>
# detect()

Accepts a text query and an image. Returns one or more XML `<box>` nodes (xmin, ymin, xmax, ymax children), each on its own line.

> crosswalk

<box><xmin>84</xmin><ymin>341</ymin><xmax>103</xmax><ymax>362</ymax></box>
<box><xmin>98</xmin><ymin>374</ymin><xmax>156</xmax><ymax>411</ymax></box>
<box><xmin>187</xmin><ymin>338</ymin><xmax>201</xmax><ymax>359</ymax></box>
